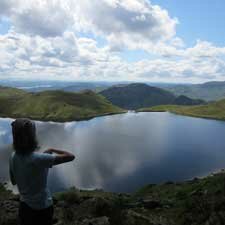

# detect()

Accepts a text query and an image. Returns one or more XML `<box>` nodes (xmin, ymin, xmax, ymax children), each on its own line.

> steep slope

<box><xmin>0</xmin><ymin>88</ymin><xmax>124</xmax><ymax>122</ymax></box>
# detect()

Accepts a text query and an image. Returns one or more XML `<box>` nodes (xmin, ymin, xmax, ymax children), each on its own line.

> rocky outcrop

<box><xmin>2</xmin><ymin>171</ymin><xmax>225</xmax><ymax>225</ymax></box>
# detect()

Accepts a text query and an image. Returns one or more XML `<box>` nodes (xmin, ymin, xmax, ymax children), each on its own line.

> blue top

<box><xmin>9</xmin><ymin>151</ymin><xmax>56</xmax><ymax>209</ymax></box>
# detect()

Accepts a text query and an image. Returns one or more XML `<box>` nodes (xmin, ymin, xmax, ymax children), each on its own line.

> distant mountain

<box><xmin>0</xmin><ymin>87</ymin><xmax>123</xmax><ymax>122</ymax></box>
<box><xmin>61</xmin><ymin>83</ymin><xmax>112</xmax><ymax>93</ymax></box>
<box><xmin>164</xmin><ymin>81</ymin><xmax>225</xmax><ymax>101</ymax></box>
<box><xmin>0</xmin><ymin>80</ymin><xmax>123</xmax><ymax>92</ymax></box>
<box><xmin>100</xmin><ymin>83</ymin><xmax>175</xmax><ymax>109</ymax></box>
<box><xmin>100</xmin><ymin>83</ymin><xmax>204</xmax><ymax>110</ymax></box>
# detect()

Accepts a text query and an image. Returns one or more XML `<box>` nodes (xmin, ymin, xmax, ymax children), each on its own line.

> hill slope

<box><xmin>100</xmin><ymin>83</ymin><xmax>204</xmax><ymax>110</ymax></box>
<box><xmin>164</xmin><ymin>81</ymin><xmax>225</xmax><ymax>101</ymax></box>
<box><xmin>0</xmin><ymin>88</ymin><xmax>124</xmax><ymax>122</ymax></box>
<box><xmin>139</xmin><ymin>98</ymin><xmax>225</xmax><ymax>121</ymax></box>
<box><xmin>0</xmin><ymin>86</ymin><xmax>27</xmax><ymax>97</ymax></box>
<box><xmin>173</xmin><ymin>95</ymin><xmax>204</xmax><ymax>106</ymax></box>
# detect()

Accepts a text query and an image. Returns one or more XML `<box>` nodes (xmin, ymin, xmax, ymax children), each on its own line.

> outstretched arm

<box><xmin>44</xmin><ymin>148</ymin><xmax>75</xmax><ymax>165</ymax></box>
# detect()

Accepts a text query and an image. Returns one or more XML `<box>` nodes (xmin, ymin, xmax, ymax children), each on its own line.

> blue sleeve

<box><xmin>33</xmin><ymin>152</ymin><xmax>56</xmax><ymax>168</ymax></box>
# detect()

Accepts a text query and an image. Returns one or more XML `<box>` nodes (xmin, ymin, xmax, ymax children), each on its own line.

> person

<box><xmin>9</xmin><ymin>118</ymin><xmax>75</xmax><ymax>225</ymax></box>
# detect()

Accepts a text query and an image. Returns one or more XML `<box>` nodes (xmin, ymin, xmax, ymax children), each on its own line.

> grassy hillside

<box><xmin>0</xmin><ymin>86</ymin><xmax>27</xmax><ymax>97</ymax></box>
<box><xmin>2</xmin><ymin>171</ymin><xmax>225</xmax><ymax>225</ymax></box>
<box><xmin>138</xmin><ymin>98</ymin><xmax>225</xmax><ymax>121</ymax></box>
<box><xmin>0</xmin><ymin>87</ymin><xmax>124</xmax><ymax>122</ymax></box>
<box><xmin>165</xmin><ymin>81</ymin><xmax>225</xmax><ymax>101</ymax></box>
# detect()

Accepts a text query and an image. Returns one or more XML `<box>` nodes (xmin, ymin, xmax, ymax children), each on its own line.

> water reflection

<box><xmin>1</xmin><ymin>112</ymin><xmax>225</xmax><ymax>193</ymax></box>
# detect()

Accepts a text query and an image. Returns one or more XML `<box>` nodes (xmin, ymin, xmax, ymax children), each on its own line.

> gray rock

<box><xmin>79</xmin><ymin>216</ymin><xmax>110</xmax><ymax>225</ymax></box>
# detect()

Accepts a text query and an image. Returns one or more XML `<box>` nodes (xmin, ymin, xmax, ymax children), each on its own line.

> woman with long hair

<box><xmin>9</xmin><ymin>118</ymin><xmax>75</xmax><ymax>225</ymax></box>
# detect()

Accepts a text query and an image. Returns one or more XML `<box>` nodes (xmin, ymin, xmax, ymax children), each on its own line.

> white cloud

<box><xmin>0</xmin><ymin>0</ymin><xmax>73</xmax><ymax>37</ymax></box>
<box><xmin>72</xmin><ymin>0</ymin><xmax>178</xmax><ymax>51</ymax></box>
<box><xmin>0</xmin><ymin>0</ymin><xmax>177</xmax><ymax>45</ymax></box>
<box><xmin>183</xmin><ymin>40</ymin><xmax>225</xmax><ymax>58</ymax></box>
<box><xmin>0</xmin><ymin>0</ymin><xmax>225</xmax><ymax>83</ymax></box>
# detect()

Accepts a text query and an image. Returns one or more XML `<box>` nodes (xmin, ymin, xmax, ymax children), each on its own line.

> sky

<box><xmin>0</xmin><ymin>0</ymin><xmax>225</xmax><ymax>83</ymax></box>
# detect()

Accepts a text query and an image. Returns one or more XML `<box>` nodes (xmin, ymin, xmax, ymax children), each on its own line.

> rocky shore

<box><xmin>1</xmin><ymin>171</ymin><xmax>225</xmax><ymax>225</ymax></box>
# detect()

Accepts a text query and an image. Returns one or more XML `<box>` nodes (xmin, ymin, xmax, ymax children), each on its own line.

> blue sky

<box><xmin>152</xmin><ymin>0</ymin><xmax>225</xmax><ymax>46</ymax></box>
<box><xmin>0</xmin><ymin>0</ymin><xmax>225</xmax><ymax>83</ymax></box>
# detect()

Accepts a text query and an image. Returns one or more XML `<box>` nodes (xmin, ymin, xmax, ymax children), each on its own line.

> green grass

<box><xmin>134</xmin><ymin>172</ymin><xmax>225</xmax><ymax>224</ymax></box>
<box><xmin>0</xmin><ymin>86</ymin><xmax>27</xmax><ymax>98</ymax></box>
<box><xmin>138</xmin><ymin>99</ymin><xmax>225</xmax><ymax>121</ymax></box>
<box><xmin>165</xmin><ymin>82</ymin><xmax>225</xmax><ymax>101</ymax></box>
<box><xmin>0</xmin><ymin>87</ymin><xmax>125</xmax><ymax>122</ymax></box>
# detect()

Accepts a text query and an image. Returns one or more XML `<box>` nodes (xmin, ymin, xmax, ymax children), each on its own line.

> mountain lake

<box><xmin>1</xmin><ymin>112</ymin><xmax>225</xmax><ymax>193</ymax></box>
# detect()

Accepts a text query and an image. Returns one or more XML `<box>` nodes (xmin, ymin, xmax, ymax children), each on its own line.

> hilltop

<box><xmin>1</xmin><ymin>171</ymin><xmax>225</xmax><ymax>225</ymax></box>
<box><xmin>138</xmin><ymin>98</ymin><xmax>225</xmax><ymax>121</ymax></box>
<box><xmin>100</xmin><ymin>83</ymin><xmax>204</xmax><ymax>110</ymax></box>
<box><xmin>0</xmin><ymin>87</ymin><xmax>124</xmax><ymax>122</ymax></box>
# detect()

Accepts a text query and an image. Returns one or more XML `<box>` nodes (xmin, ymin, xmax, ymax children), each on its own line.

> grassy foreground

<box><xmin>138</xmin><ymin>98</ymin><xmax>225</xmax><ymax>121</ymax></box>
<box><xmin>0</xmin><ymin>86</ymin><xmax>125</xmax><ymax>122</ymax></box>
<box><xmin>1</xmin><ymin>171</ymin><xmax>225</xmax><ymax>225</ymax></box>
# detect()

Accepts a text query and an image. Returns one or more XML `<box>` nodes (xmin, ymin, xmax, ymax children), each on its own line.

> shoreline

<box><xmin>0</xmin><ymin>110</ymin><xmax>127</xmax><ymax>123</ymax></box>
<box><xmin>137</xmin><ymin>108</ymin><xmax>225</xmax><ymax>122</ymax></box>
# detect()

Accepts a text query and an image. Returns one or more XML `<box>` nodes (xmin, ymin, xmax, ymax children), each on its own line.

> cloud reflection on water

<box><xmin>1</xmin><ymin>113</ymin><xmax>225</xmax><ymax>193</ymax></box>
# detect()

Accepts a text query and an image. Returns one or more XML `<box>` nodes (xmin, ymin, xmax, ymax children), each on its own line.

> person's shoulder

<box><xmin>31</xmin><ymin>152</ymin><xmax>48</xmax><ymax>160</ymax></box>
<box><xmin>31</xmin><ymin>151</ymin><xmax>56</xmax><ymax>168</ymax></box>
<box><xmin>31</xmin><ymin>151</ymin><xmax>43</xmax><ymax>157</ymax></box>
<box><xmin>31</xmin><ymin>152</ymin><xmax>55</xmax><ymax>161</ymax></box>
